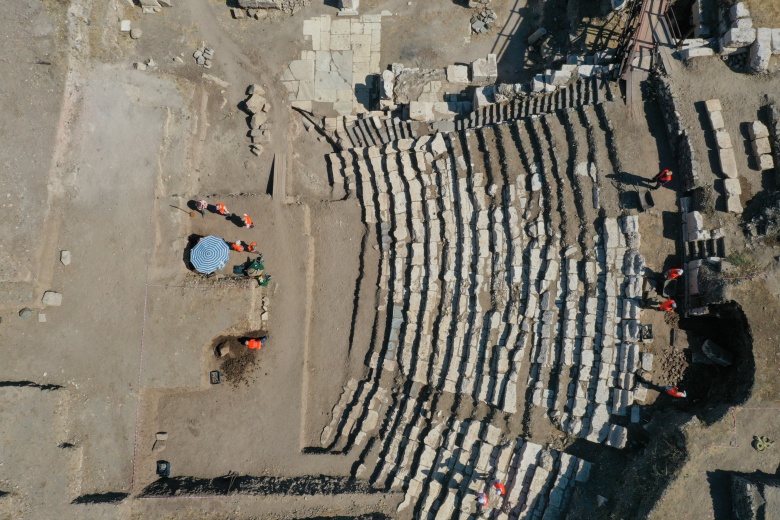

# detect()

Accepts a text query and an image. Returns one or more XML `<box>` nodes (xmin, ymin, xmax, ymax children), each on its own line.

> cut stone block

<box><xmin>446</xmin><ymin>64</ymin><xmax>469</xmax><ymax>84</ymax></box>
<box><xmin>732</xmin><ymin>18</ymin><xmax>753</xmax><ymax>30</ymax></box>
<box><xmin>748</xmin><ymin>121</ymin><xmax>769</xmax><ymax>140</ymax></box>
<box><xmin>729</xmin><ymin>2</ymin><xmax>750</xmax><ymax>21</ymax></box>
<box><xmin>718</xmin><ymin>147</ymin><xmax>739</xmax><ymax>178</ymax></box>
<box><xmin>750</xmin><ymin>29</ymin><xmax>771</xmax><ymax>72</ymax></box>
<box><xmin>680</xmin><ymin>47</ymin><xmax>714</xmax><ymax>60</ymax></box>
<box><xmin>724</xmin><ymin>178</ymin><xmax>742</xmax><ymax>196</ymax></box>
<box><xmin>707</xmin><ymin>110</ymin><xmax>725</xmax><ymax>130</ymax></box>
<box><xmin>773</xmin><ymin>29</ymin><xmax>780</xmax><ymax>54</ymax></box>
<box><xmin>727</xmin><ymin>195</ymin><xmax>743</xmax><ymax>214</ymax></box>
<box><xmin>758</xmin><ymin>154</ymin><xmax>775</xmax><ymax>171</ymax></box>
<box><xmin>715</xmin><ymin>129</ymin><xmax>732</xmax><ymax>149</ymax></box>
<box><xmin>704</xmin><ymin>99</ymin><xmax>722</xmax><ymax>112</ymax></box>
<box><xmin>722</xmin><ymin>28</ymin><xmax>756</xmax><ymax>47</ymax></box>
<box><xmin>752</xmin><ymin>137</ymin><xmax>772</xmax><ymax>156</ymax></box>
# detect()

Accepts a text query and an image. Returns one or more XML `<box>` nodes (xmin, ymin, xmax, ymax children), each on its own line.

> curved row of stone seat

<box><xmin>388</xmin><ymin>416</ymin><xmax>592</xmax><ymax>519</ymax></box>
<box><xmin>329</xmin><ymin>114</ymin><xmax>418</xmax><ymax>150</ymax></box>
<box><xmin>312</xmin><ymin>90</ymin><xmax>656</xmax><ymax>518</ymax></box>
<box><xmin>457</xmin><ymin>76</ymin><xmax>609</xmax><ymax>132</ymax></box>
<box><xmin>322</xmin><ymin>116</ymin><xmax>651</xmax><ymax>452</ymax></box>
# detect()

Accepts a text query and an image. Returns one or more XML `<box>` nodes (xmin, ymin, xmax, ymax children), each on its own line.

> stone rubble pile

<box><xmin>470</xmin><ymin>5</ymin><xmax>497</xmax><ymax>35</ymax></box>
<box><xmin>193</xmin><ymin>44</ymin><xmax>214</xmax><ymax>69</ymax></box>
<box><xmin>244</xmin><ymin>84</ymin><xmax>272</xmax><ymax>156</ymax></box>
<box><xmin>232</xmin><ymin>7</ymin><xmax>269</xmax><ymax>20</ymax></box>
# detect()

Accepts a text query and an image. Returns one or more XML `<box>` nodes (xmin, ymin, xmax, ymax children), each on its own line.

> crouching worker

<box><xmin>244</xmin><ymin>336</ymin><xmax>269</xmax><ymax>350</ymax></box>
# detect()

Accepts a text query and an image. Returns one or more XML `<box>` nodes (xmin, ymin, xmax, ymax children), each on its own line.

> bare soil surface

<box><xmin>1</xmin><ymin>0</ymin><xmax>775</xmax><ymax>518</ymax></box>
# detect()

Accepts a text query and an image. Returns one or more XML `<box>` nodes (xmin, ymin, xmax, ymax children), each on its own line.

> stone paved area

<box><xmin>282</xmin><ymin>14</ymin><xmax>384</xmax><ymax>115</ymax></box>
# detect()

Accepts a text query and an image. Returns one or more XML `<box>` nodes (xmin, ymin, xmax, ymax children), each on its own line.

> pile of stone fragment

<box><xmin>244</xmin><ymin>84</ymin><xmax>271</xmax><ymax>156</ymax></box>
<box><xmin>193</xmin><ymin>45</ymin><xmax>214</xmax><ymax>69</ymax></box>
<box><xmin>469</xmin><ymin>0</ymin><xmax>496</xmax><ymax>34</ymax></box>
<box><xmin>231</xmin><ymin>7</ymin><xmax>269</xmax><ymax>20</ymax></box>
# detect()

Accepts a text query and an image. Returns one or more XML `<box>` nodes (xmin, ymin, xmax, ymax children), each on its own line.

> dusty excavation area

<box><xmin>2</xmin><ymin>0</ymin><xmax>780</xmax><ymax>518</ymax></box>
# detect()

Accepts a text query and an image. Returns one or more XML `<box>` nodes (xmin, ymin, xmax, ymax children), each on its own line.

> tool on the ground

<box><xmin>169</xmin><ymin>204</ymin><xmax>195</xmax><ymax>217</ymax></box>
<box><xmin>753</xmin><ymin>435</ymin><xmax>773</xmax><ymax>451</ymax></box>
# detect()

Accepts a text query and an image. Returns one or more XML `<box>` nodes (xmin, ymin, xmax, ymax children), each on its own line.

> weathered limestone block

<box><xmin>750</xmin><ymin>29</ymin><xmax>772</xmax><ymax>72</ymax></box>
<box><xmin>238</xmin><ymin>0</ymin><xmax>280</xmax><ymax>8</ymax></box>
<box><xmin>722</xmin><ymin>28</ymin><xmax>756</xmax><ymax>48</ymax></box>
<box><xmin>749</xmin><ymin>120</ymin><xmax>770</xmax><ymax>140</ymax></box>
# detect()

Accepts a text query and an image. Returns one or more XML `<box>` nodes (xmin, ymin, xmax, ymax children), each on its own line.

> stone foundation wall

<box><xmin>652</xmin><ymin>75</ymin><xmax>700</xmax><ymax>192</ymax></box>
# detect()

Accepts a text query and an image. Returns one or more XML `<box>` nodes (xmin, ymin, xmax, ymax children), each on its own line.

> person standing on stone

<box><xmin>215</xmin><ymin>202</ymin><xmax>232</xmax><ymax>218</ymax></box>
<box><xmin>195</xmin><ymin>199</ymin><xmax>208</xmax><ymax>217</ymax></box>
<box><xmin>477</xmin><ymin>492</ymin><xmax>489</xmax><ymax>510</ymax></box>
<box><xmin>652</xmin><ymin>169</ymin><xmax>673</xmax><ymax>189</ymax></box>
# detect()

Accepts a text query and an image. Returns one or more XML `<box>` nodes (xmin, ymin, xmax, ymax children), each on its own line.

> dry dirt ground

<box><xmin>1</xmin><ymin>0</ymin><xmax>778</xmax><ymax>519</ymax></box>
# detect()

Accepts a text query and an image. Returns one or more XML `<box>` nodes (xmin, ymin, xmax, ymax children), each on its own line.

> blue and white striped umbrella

<box><xmin>190</xmin><ymin>236</ymin><xmax>230</xmax><ymax>274</ymax></box>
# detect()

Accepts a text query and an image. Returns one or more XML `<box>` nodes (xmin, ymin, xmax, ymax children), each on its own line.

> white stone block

<box><xmin>708</xmin><ymin>110</ymin><xmax>725</xmax><ymax>130</ymax></box>
<box><xmin>723</xmin><ymin>28</ymin><xmax>756</xmax><ymax>47</ymax></box>
<box><xmin>752</xmin><ymin>137</ymin><xmax>772</xmax><ymax>156</ymax></box>
<box><xmin>680</xmin><ymin>46</ymin><xmax>715</xmax><ymax>60</ymax></box>
<box><xmin>727</xmin><ymin>194</ymin><xmax>743</xmax><ymax>214</ymax></box>
<box><xmin>715</xmin><ymin>129</ymin><xmax>732</xmax><ymax>149</ymax></box>
<box><xmin>750</xmin><ymin>29</ymin><xmax>772</xmax><ymax>72</ymax></box>
<box><xmin>749</xmin><ymin>120</ymin><xmax>770</xmax><ymax>140</ymax></box>
<box><xmin>718</xmin><ymin>147</ymin><xmax>739</xmax><ymax>178</ymax></box>
<box><xmin>758</xmin><ymin>154</ymin><xmax>775</xmax><ymax>171</ymax></box>
<box><xmin>729</xmin><ymin>2</ymin><xmax>750</xmax><ymax>22</ymax></box>
<box><xmin>724</xmin><ymin>178</ymin><xmax>742</xmax><ymax>196</ymax></box>
<box><xmin>446</xmin><ymin>64</ymin><xmax>470</xmax><ymax>84</ymax></box>
<box><xmin>704</xmin><ymin>99</ymin><xmax>722</xmax><ymax>112</ymax></box>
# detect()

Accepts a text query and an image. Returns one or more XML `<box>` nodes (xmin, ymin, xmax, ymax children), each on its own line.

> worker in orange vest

<box><xmin>665</xmin><ymin>385</ymin><xmax>687</xmax><ymax>398</ymax></box>
<box><xmin>242</xmin><ymin>214</ymin><xmax>254</xmax><ymax>228</ymax></box>
<box><xmin>477</xmin><ymin>492</ymin><xmax>488</xmax><ymax>508</ymax></box>
<box><xmin>244</xmin><ymin>335</ymin><xmax>268</xmax><ymax>350</ymax></box>
<box><xmin>652</xmin><ymin>169</ymin><xmax>673</xmax><ymax>189</ymax></box>
<box><xmin>247</xmin><ymin>241</ymin><xmax>258</xmax><ymax>253</ymax></box>
<box><xmin>231</xmin><ymin>240</ymin><xmax>245</xmax><ymax>252</ymax></box>
<box><xmin>493</xmin><ymin>480</ymin><xmax>506</xmax><ymax>496</ymax></box>
<box><xmin>665</xmin><ymin>268</ymin><xmax>684</xmax><ymax>280</ymax></box>
<box><xmin>215</xmin><ymin>202</ymin><xmax>231</xmax><ymax>217</ymax></box>
<box><xmin>659</xmin><ymin>299</ymin><xmax>677</xmax><ymax>312</ymax></box>
<box><xmin>195</xmin><ymin>199</ymin><xmax>208</xmax><ymax>217</ymax></box>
